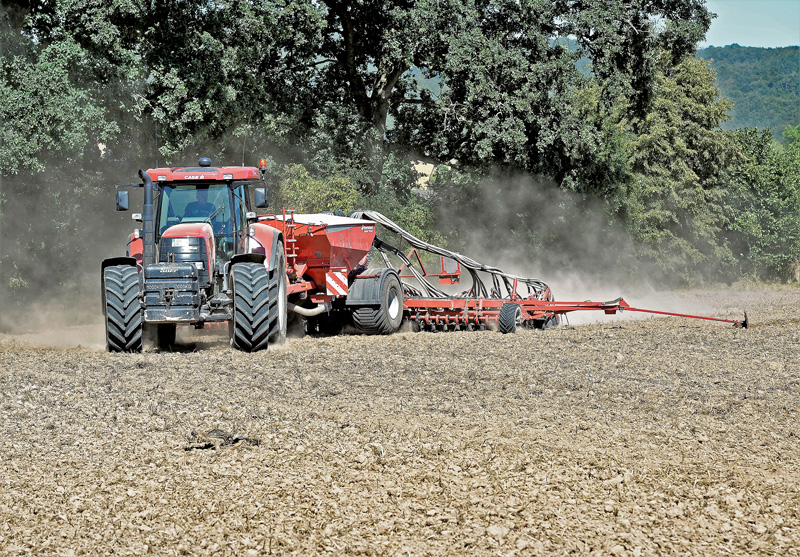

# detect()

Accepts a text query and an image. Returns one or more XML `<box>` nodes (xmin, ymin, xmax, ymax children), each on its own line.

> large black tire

<box><xmin>352</xmin><ymin>271</ymin><xmax>404</xmax><ymax>335</ymax></box>
<box><xmin>498</xmin><ymin>302</ymin><xmax>522</xmax><ymax>334</ymax></box>
<box><xmin>230</xmin><ymin>262</ymin><xmax>271</xmax><ymax>352</ymax></box>
<box><xmin>103</xmin><ymin>265</ymin><xmax>143</xmax><ymax>352</ymax></box>
<box><xmin>267</xmin><ymin>242</ymin><xmax>288</xmax><ymax>344</ymax></box>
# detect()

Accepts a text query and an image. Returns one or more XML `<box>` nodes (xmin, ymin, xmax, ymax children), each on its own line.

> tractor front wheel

<box><xmin>498</xmin><ymin>302</ymin><xmax>523</xmax><ymax>334</ymax></box>
<box><xmin>230</xmin><ymin>262</ymin><xmax>271</xmax><ymax>352</ymax></box>
<box><xmin>103</xmin><ymin>265</ymin><xmax>143</xmax><ymax>352</ymax></box>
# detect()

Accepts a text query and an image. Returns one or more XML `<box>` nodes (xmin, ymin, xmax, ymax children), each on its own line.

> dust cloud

<box><xmin>0</xmin><ymin>160</ymin><xmax>149</xmax><ymax>339</ymax></box>
<box><xmin>430</xmin><ymin>170</ymin><xmax>716</xmax><ymax>324</ymax></box>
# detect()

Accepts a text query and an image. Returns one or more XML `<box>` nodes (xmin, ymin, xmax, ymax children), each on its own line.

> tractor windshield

<box><xmin>157</xmin><ymin>183</ymin><xmax>249</xmax><ymax>261</ymax></box>
<box><xmin>157</xmin><ymin>184</ymin><xmax>233</xmax><ymax>237</ymax></box>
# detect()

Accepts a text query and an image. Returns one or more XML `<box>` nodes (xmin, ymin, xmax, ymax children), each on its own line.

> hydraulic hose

<box><xmin>352</xmin><ymin>210</ymin><xmax>551</xmax><ymax>300</ymax></box>
<box><xmin>288</xmin><ymin>302</ymin><xmax>330</xmax><ymax>317</ymax></box>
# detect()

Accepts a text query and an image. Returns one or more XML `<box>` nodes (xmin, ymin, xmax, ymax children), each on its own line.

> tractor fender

<box><xmin>230</xmin><ymin>253</ymin><xmax>267</xmax><ymax>266</ymax></box>
<box><xmin>244</xmin><ymin>222</ymin><xmax>283</xmax><ymax>272</ymax></box>
<box><xmin>100</xmin><ymin>256</ymin><xmax>139</xmax><ymax>316</ymax></box>
<box><xmin>127</xmin><ymin>233</ymin><xmax>143</xmax><ymax>265</ymax></box>
<box><xmin>345</xmin><ymin>268</ymin><xmax>399</xmax><ymax>306</ymax></box>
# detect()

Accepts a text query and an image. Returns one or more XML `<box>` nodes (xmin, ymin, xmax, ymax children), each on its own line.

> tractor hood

<box><xmin>161</xmin><ymin>222</ymin><xmax>215</xmax><ymax>241</ymax></box>
<box><xmin>160</xmin><ymin>223</ymin><xmax>215</xmax><ymax>286</ymax></box>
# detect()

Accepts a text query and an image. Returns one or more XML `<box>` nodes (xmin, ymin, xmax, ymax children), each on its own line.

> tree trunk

<box><xmin>364</xmin><ymin>65</ymin><xmax>406</xmax><ymax>194</ymax></box>
<box><xmin>324</xmin><ymin>0</ymin><xmax>408</xmax><ymax>195</ymax></box>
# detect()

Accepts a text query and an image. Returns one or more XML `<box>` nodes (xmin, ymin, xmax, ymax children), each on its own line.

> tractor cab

<box><xmin>142</xmin><ymin>159</ymin><xmax>262</xmax><ymax>270</ymax></box>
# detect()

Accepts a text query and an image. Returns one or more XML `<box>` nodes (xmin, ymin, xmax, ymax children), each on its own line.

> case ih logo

<box><xmin>361</xmin><ymin>225</ymin><xmax>374</xmax><ymax>233</ymax></box>
<box><xmin>183</xmin><ymin>175</ymin><xmax>205</xmax><ymax>179</ymax></box>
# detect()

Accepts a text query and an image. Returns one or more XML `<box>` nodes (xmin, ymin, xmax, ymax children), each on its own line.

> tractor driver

<box><xmin>183</xmin><ymin>187</ymin><xmax>216</xmax><ymax>218</ymax></box>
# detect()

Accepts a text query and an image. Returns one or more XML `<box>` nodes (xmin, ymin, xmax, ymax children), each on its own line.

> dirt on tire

<box><xmin>1</xmin><ymin>285</ymin><xmax>799</xmax><ymax>555</ymax></box>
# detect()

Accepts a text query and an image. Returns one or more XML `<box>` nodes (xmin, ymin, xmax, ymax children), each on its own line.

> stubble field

<box><xmin>1</xmin><ymin>285</ymin><xmax>799</xmax><ymax>555</ymax></box>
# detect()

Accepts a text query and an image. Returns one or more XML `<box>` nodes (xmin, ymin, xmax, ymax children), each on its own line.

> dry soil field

<box><xmin>1</xmin><ymin>285</ymin><xmax>799</xmax><ymax>555</ymax></box>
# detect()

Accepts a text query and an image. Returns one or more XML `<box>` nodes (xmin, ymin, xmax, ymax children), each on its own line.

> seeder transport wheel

<box><xmin>352</xmin><ymin>271</ymin><xmax>404</xmax><ymax>335</ymax></box>
<box><xmin>103</xmin><ymin>265</ymin><xmax>143</xmax><ymax>352</ymax></box>
<box><xmin>230</xmin><ymin>262</ymin><xmax>271</xmax><ymax>352</ymax></box>
<box><xmin>498</xmin><ymin>302</ymin><xmax>523</xmax><ymax>334</ymax></box>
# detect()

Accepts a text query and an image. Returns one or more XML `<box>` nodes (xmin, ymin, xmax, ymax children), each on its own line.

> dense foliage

<box><xmin>1</xmin><ymin>0</ymin><xmax>799</xmax><ymax>318</ymax></box>
<box><xmin>697</xmin><ymin>45</ymin><xmax>799</xmax><ymax>141</ymax></box>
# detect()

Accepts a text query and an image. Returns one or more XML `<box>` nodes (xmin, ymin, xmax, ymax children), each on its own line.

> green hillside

<box><xmin>697</xmin><ymin>45</ymin><xmax>799</xmax><ymax>139</ymax></box>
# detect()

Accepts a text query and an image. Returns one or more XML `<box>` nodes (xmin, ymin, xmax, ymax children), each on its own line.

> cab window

<box><xmin>157</xmin><ymin>184</ymin><xmax>232</xmax><ymax>237</ymax></box>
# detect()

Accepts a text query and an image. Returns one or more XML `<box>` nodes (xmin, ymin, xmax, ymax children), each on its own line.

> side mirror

<box><xmin>116</xmin><ymin>189</ymin><xmax>129</xmax><ymax>211</ymax></box>
<box><xmin>254</xmin><ymin>188</ymin><xmax>268</xmax><ymax>209</ymax></box>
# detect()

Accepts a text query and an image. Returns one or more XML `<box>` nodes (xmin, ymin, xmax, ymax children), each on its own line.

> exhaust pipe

<box><xmin>138</xmin><ymin>170</ymin><xmax>156</xmax><ymax>268</ymax></box>
<box><xmin>288</xmin><ymin>302</ymin><xmax>330</xmax><ymax>317</ymax></box>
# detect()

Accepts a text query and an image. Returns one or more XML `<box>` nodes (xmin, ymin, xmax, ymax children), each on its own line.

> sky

<box><xmin>700</xmin><ymin>0</ymin><xmax>800</xmax><ymax>48</ymax></box>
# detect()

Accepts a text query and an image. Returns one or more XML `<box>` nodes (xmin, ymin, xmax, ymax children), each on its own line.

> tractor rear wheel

<box><xmin>103</xmin><ymin>265</ymin><xmax>143</xmax><ymax>352</ymax></box>
<box><xmin>267</xmin><ymin>242</ymin><xmax>288</xmax><ymax>344</ymax></box>
<box><xmin>352</xmin><ymin>271</ymin><xmax>404</xmax><ymax>335</ymax></box>
<box><xmin>230</xmin><ymin>262</ymin><xmax>271</xmax><ymax>352</ymax></box>
<box><xmin>498</xmin><ymin>302</ymin><xmax>523</xmax><ymax>334</ymax></box>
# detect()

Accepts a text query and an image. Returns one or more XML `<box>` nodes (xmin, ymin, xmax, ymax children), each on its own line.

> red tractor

<box><xmin>103</xmin><ymin>157</ymin><xmax>398</xmax><ymax>352</ymax></box>
<box><xmin>103</xmin><ymin>158</ymin><xmax>747</xmax><ymax>352</ymax></box>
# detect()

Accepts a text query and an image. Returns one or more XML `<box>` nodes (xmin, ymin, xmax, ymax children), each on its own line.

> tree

<box><xmin>624</xmin><ymin>55</ymin><xmax>734</xmax><ymax>282</ymax></box>
<box><xmin>0</xmin><ymin>1</ymin><xmax>146</xmax><ymax>318</ymax></box>
<box><xmin>7</xmin><ymin>0</ymin><xmax>760</xmax><ymax>319</ymax></box>
<box><xmin>0</xmin><ymin>2</ymin><xmax>124</xmax><ymax>175</ymax></box>
<box><xmin>725</xmin><ymin>128</ymin><xmax>800</xmax><ymax>280</ymax></box>
<box><xmin>273</xmin><ymin>163</ymin><xmax>359</xmax><ymax>214</ymax></box>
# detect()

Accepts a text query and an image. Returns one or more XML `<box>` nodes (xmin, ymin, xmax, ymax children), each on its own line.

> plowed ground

<box><xmin>1</xmin><ymin>286</ymin><xmax>799</xmax><ymax>555</ymax></box>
